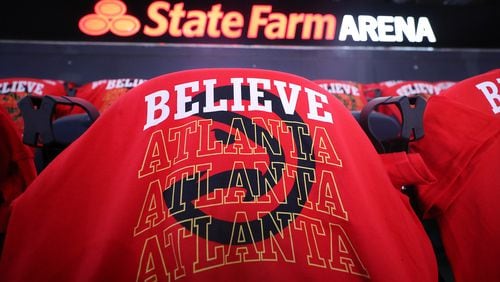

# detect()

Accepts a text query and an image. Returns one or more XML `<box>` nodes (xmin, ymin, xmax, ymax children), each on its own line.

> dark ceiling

<box><xmin>386</xmin><ymin>0</ymin><xmax>495</xmax><ymax>4</ymax></box>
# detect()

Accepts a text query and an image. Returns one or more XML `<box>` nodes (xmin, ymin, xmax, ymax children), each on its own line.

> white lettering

<box><xmin>105</xmin><ymin>79</ymin><xmax>147</xmax><ymax>90</ymax></box>
<box><xmin>144</xmin><ymin>90</ymin><xmax>171</xmax><ymax>130</ymax></box>
<box><xmin>320</xmin><ymin>83</ymin><xmax>360</xmax><ymax>96</ymax></box>
<box><xmin>338</xmin><ymin>15</ymin><xmax>436</xmax><ymax>43</ymax></box>
<box><xmin>394</xmin><ymin>16</ymin><xmax>415</xmax><ymax>42</ymax></box>
<box><xmin>247</xmin><ymin>78</ymin><xmax>272</xmax><ymax>112</ymax></box>
<box><xmin>396</xmin><ymin>83</ymin><xmax>437</xmax><ymax>96</ymax></box>
<box><xmin>475</xmin><ymin>79</ymin><xmax>500</xmax><ymax>114</ymax></box>
<box><xmin>377</xmin><ymin>16</ymin><xmax>395</xmax><ymax>42</ymax></box>
<box><xmin>202</xmin><ymin>79</ymin><xmax>228</xmax><ymax>113</ymax></box>
<box><xmin>116</xmin><ymin>79</ymin><xmax>125</xmax><ymax>88</ymax></box>
<box><xmin>92</xmin><ymin>80</ymin><xmax>107</xmax><ymax>89</ymax></box>
<box><xmin>274</xmin><ymin>80</ymin><xmax>301</xmax><ymax>115</ymax></box>
<box><xmin>305</xmin><ymin>88</ymin><xmax>333</xmax><ymax>123</ymax></box>
<box><xmin>0</xmin><ymin>80</ymin><xmax>45</xmax><ymax>95</ymax></box>
<box><xmin>358</xmin><ymin>15</ymin><xmax>378</xmax><ymax>42</ymax></box>
<box><xmin>415</xmin><ymin>17</ymin><xmax>436</xmax><ymax>43</ymax></box>
<box><xmin>174</xmin><ymin>81</ymin><xmax>200</xmax><ymax>120</ymax></box>
<box><xmin>338</xmin><ymin>15</ymin><xmax>359</xmax><ymax>41</ymax></box>
<box><xmin>107</xmin><ymin>80</ymin><xmax>116</xmax><ymax>89</ymax></box>
<box><xmin>144</xmin><ymin>77</ymin><xmax>335</xmax><ymax>130</ymax></box>
<box><xmin>230</xmin><ymin>78</ymin><xmax>245</xmax><ymax>111</ymax></box>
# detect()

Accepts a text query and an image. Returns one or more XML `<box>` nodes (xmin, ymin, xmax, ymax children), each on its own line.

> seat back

<box><xmin>18</xmin><ymin>95</ymin><xmax>99</xmax><ymax>172</ymax></box>
<box><xmin>1</xmin><ymin>69</ymin><xmax>437</xmax><ymax>282</ymax></box>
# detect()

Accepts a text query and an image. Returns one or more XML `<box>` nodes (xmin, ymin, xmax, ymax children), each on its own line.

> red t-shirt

<box><xmin>411</xmin><ymin>69</ymin><xmax>500</xmax><ymax>281</ymax></box>
<box><xmin>75</xmin><ymin>78</ymin><xmax>147</xmax><ymax>113</ymax></box>
<box><xmin>439</xmin><ymin>69</ymin><xmax>499</xmax><ymax>116</ymax></box>
<box><xmin>0</xmin><ymin>107</ymin><xmax>37</xmax><ymax>246</ymax></box>
<box><xmin>0</xmin><ymin>78</ymin><xmax>68</xmax><ymax>136</ymax></box>
<box><xmin>0</xmin><ymin>69</ymin><xmax>436</xmax><ymax>281</ymax></box>
<box><xmin>314</xmin><ymin>79</ymin><xmax>367</xmax><ymax>111</ymax></box>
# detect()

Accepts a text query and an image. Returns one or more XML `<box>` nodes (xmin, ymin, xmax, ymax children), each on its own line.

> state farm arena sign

<box><xmin>78</xmin><ymin>0</ymin><xmax>436</xmax><ymax>45</ymax></box>
<box><xmin>78</xmin><ymin>0</ymin><xmax>436</xmax><ymax>46</ymax></box>
<box><xmin>2</xmin><ymin>0</ymin><xmax>499</xmax><ymax>48</ymax></box>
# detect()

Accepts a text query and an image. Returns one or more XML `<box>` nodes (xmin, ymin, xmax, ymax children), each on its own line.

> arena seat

<box><xmin>17</xmin><ymin>95</ymin><xmax>99</xmax><ymax>172</ymax></box>
<box><xmin>52</xmin><ymin>114</ymin><xmax>96</xmax><ymax>147</ymax></box>
<box><xmin>358</xmin><ymin>96</ymin><xmax>426</xmax><ymax>153</ymax></box>
<box><xmin>351</xmin><ymin>110</ymin><xmax>401</xmax><ymax>147</ymax></box>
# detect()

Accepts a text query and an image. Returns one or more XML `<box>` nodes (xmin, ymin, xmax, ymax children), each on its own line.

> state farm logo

<box><xmin>79</xmin><ymin>0</ymin><xmax>140</xmax><ymax>36</ymax></box>
<box><xmin>79</xmin><ymin>0</ymin><xmax>436</xmax><ymax>44</ymax></box>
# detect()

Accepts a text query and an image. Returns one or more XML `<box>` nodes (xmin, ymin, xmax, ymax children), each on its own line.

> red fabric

<box><xmin>433</xmin><ymin>81</ymin><xmax>456</xmax><ymax>95</ymax></box>
<box><xmin>0</xmin><ymin>78</ymin><xmax>68</xmax><ymax>136</ymax></box>
<box><xmin>0</xmin><ymin>69</ymin><xmax>436</xmax><ymax>281</ymax></box>
<box><xmin>410</xmin><ymin>69</ymin><xmax>500</xmax><ymax>281</ymax></box>
<box><xmin>376</xmin><ymin>80</ymin><xmax>453</xmax><ymax>99</ymax></box>
<box><xmin>379</xmin><ymin>152</ymin><xmax>436</xmax><ymax>189</ymax></box>
<box><xmin>363</xmin><ymin>80</ymin><xmax>403</xmax><ymax>101</ymax></box>
<box><xmin>0</xmin><ymin>107</ymin><xmax>36</xmax><ymax>242</ymax></box>
<box><xmin>75</xmin><ymin>78</ymin><xmax>147</xmax><ymax>113</ymax></box>
<box><xmin>314</xmin><ymin>79</ymin><xmax>367</xmax><ymax>111</ymax></box>
<box><xmin>372</xmin><ymin>80</ymin><xmax>455</xmax><ymax>122</ymax></box>
<box><xmin>439</xmin><ymin>69</ymin><xmax>499</xmax><ymax>116</ymax></box>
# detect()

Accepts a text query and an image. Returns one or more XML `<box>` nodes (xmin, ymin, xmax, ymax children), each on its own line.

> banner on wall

<box><xmin>1</xmin><ymin>0</ymin><xmax>499</xmax><ymax>48</ymax></box>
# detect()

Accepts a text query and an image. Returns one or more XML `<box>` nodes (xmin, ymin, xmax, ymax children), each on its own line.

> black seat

<box><xmin>52</xmin><ymin>114</ymin><xmax>96</xmax><ymax>147</ymax></box>
<box><xmin>18</xmin><ymin>95</ymin><xmax>99</xmax><ymax>172</ymax></box>
<box><xmin>351</xmin><ymin>110</ymin><xmax>401</xmax><ymax>143</ymax></box>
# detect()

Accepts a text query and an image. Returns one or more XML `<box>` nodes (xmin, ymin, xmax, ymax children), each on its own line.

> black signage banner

<box><xmin>1</xmin><ymin>0</ymin><xmax>499</xmax><ymax>48</ymax></box>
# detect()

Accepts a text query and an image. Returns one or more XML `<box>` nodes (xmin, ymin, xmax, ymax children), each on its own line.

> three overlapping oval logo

<box><xmin>79</xmin><ymin>0</ymin><xmax>140</xmax><ymax>37</ymax></box>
